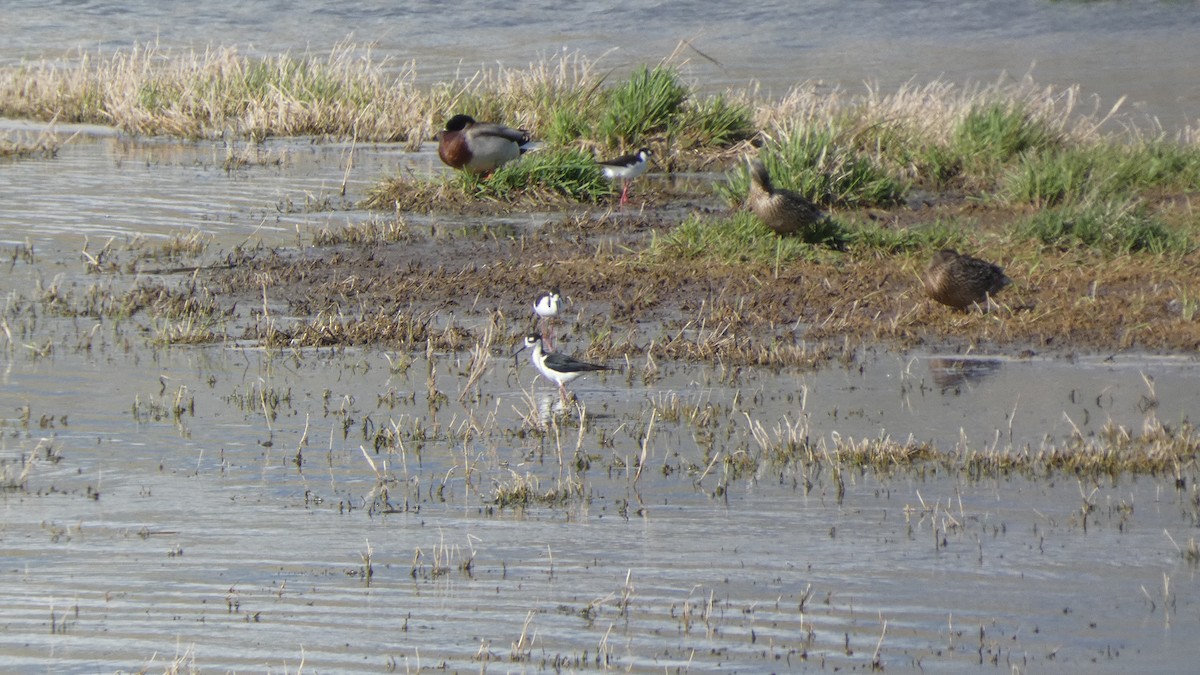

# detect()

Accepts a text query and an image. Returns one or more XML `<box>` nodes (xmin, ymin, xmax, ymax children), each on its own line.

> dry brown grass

<box><xmin>775</xmin><ymin>245</ymin><xmax>1200</xmax><ymax>353</ymax></box>
<box><xmin>0</xmin><ymin>44</ymin><xmax>605</xmax><ymax>146</ymax></box>
<box><xmin>311</xmin><ymin>217</ymin><xmax>413</xmax><ymax>247</ymax></box>
<box><xmin>0</xmin><ymin>123</ymin><xmax>66</xmax><ymax>159</ymax></box>
<box><xmin>187</xmin><ymin>205</ymin><xmax>1200</xmax><ymax>358</ymax></box>
<box><xmin>0</xmin><ymin>42</ymin><xmax>430</xmax><ymax>142</ymax></box>
<box><xmin>424</xmin><ymin>49</ymin><xmax>603</xmax><ymax>139</ymax></box>
<box><xmin>255</xmin><ymin>306</ymin><xmax>473</xmax><ymax>351</ymax></box>
<box><xmin>756</xmin><ymin>76</ymin><xmax>1138</xmax><ymax>170</ymax></box>
<box><xmin>742</xmin><ymin>400</ymin><xmax>1199</xmax><ymax>481</ymax></box>
<box><xmin>958</xmin><ymin>418</ymin><xmax>1200</xmax><ymax>478</ymax></box>
<box><xmin>778</xmin><ymin>76</ymin><xmax>1127</xmax><ymax>142</ymax></box>
<box><xmin>6</xmin><ymin>42</ymin><xmax>1187</xmax><ymax>156</ymax></box>
<box><xmin>361</xmin><ymin>174</ymin><xmax>471</xmax><ymax>212</ymax></box>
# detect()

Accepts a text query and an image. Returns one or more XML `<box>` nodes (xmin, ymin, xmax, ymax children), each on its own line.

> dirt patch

<box><xmin>201</xmin><ymin>197</ymin><xmax>1200</xmax><ymax>362</ymax></box>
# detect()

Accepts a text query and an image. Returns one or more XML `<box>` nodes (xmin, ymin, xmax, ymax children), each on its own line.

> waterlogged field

<box><xmin>1</xmin><ymin>42</ymin><xmax>1199</xmax><ymax>673</ymax></box>
<box><xmin>3</xmin><ymin>344</ymin><xmax>1197</xmax><ymax>674</ymax></box>
<box><xmin>0</xmin><ymin>127</ymin><xmax>1196</xmax><ymax>674</ymax></box>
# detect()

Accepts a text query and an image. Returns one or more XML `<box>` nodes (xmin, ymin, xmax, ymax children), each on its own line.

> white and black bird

<box><xmin>533</xmin><ymin>287</ymin><xmax>562</xmax><ymax>348</ymax></box>
<box><xmin>599</xmin><ymin>148</ymin><xmax>652</xmax><ymax>206</ymax></box>
<box><xmin>514</xmin><ymin>333</ymin><xmax>609</xmax><ymax>400</ymax></box>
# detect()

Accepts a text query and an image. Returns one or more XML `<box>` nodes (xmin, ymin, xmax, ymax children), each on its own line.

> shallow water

<box><xmin>0</xmin><ymin>130</ymin><xmax>1199</xmax><ymax>672</ymax></box>
<box><xmin>2</xmin><ymin>341</ymin><xmax>1198</xmax><ymax>673</ymax></box>
<box><xmin>3</xmin><ymin>4</ymin><xmax>1200</xmax><ymax>670</ymax></box>
<box><xmin>3</xmin><ymin>0</ymin><xmax>1199</xmax><ymax>131</ymax></box>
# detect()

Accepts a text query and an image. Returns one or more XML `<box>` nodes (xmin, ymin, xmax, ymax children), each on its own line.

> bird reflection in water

<box><xmin>927</xmin><ymin>357</ymin><xmax>1003</xmax><ymax>394</ymax></box>
<box><xmin>535</xmin><ymin>391</ymin><xmax>570</xmax><ymax>424</ymax></box>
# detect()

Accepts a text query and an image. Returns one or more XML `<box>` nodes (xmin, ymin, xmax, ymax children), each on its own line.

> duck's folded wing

<box><xmin>473</xmin><ymin>124</ymin><xmax>531</xmax><ymax>144</ymax></box>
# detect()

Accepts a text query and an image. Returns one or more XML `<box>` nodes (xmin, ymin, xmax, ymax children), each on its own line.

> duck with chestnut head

<box><xmin>435</xmin><ymin>114</ymin><xmax>535</xmax><ymax>175</ymax></box>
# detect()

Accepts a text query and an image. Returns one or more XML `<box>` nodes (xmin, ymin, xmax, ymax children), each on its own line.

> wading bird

<box><xmin>533</xmin><ymin>287</ymin><xmax>562</xmax><ymax>349</ymax></box>
<box><xmin>599</xmin><ymin>148</ymin><xmax>652</xmax><ymax>206</ymax></box>
<box><xmin>514</xmin><ymin>333</ymin><xmax>608</xmax><ymax>401</ymax></box>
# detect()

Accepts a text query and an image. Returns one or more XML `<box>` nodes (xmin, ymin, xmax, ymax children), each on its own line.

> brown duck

<box><xmin>746</xmin><ymin>158</ymin><xmax>826</xmax><ymax>235</ymax></box>
<box><xmin>923</xmin><ymin>249</ymin><xmax>1012</xmax><ymax>310</ymax></box>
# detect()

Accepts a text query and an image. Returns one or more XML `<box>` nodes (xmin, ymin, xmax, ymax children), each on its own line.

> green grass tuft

<box><xmin>363</xmin><ymin>148</ymin><xmax>611</xmax><ymax>209</ymax></box>
<box><xmin>1002</xmin><ymin>137</ymin><xmax>1200</xmax><ymax>208</ymax></box>
<box><xmin>511</xmin><ymin>65</ymin><xmax>749</xmax><ymax>152</ymax></box>
<box><xmin>953</xmin><ymin>101</ymin><xmax>1062</xmax><ymax>171</ymax></box>
<box><xmin>648</xmin><ymin>211</ymin><xmax>845</xmax><ymax>265</ymax></box>
<box><xmin>719</xmin><ymin>131</ymin><xmax>906</xmax><ymax>210</ymax></box>
<box><xmin>675</xmin><ymin>92</ymin><xmax>754</xmax><ymax>148</ymax></box>
<box><xmin>1016</xmin><ymin>200</ymin><xmax>1189</xmax><ymax>254</ymax></box>
<box><xmin>1001</xmin><ymin>148</ymin><xmax>1099</xmax><ymax>207</ymax></box>
<box><xmin>597</xmin><ymin>65</ymin><xmax>689</xmax><ymax>147</ymax></box>
<box><xmin>1113</xmin><ymin>139</ymin><xmax>1200</xmax><ymax>192</ymax></box>
<box><xmin>543</xmin><ymin>107</ymin><xmax>592</xmax><ymax>146</ymax></box>
<box><xmin>460</xmin><ymin>148</ymin><xmax>610</xmax><ymax>202</ymax></box>
<box><xmin>843</xmin><ymin>218</ymin><xmax>965</xmax><ymax>254</ymax></box>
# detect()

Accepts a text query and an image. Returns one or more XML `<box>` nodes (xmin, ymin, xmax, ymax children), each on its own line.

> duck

<box><xmin>745</xmin><ymin>157</ymin><xmax>826</xmax><ymax>235</ymax></box>
<box><xmin>923</xmin><ymin>249</ymin><xmax>1012</xmax><ymax>310</ymax></box>
<box><xmin>434</xmin><ymin>114</ymin><xmax>534</xmax><ymax>175</ymax></box>
<box><xmin>598</xmin><ymin>148</ymin><xmax>652</xmax><ymax>206</ymax></box>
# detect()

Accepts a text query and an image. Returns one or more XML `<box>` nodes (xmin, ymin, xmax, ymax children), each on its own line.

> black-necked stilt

<box><xmin>599</xmin><ymin>148</ymin><xmax>652</xmax><ymax>206</ymax></box>
<box><xmin>533</xmin><ymin>288</ymin><xmax>561</xmax><ymax>321</ymax></box>
<box><xmin>533</xmin><ymin>287</ymin><xmax>562</xmax><ymax>348</ymax></box>
<box><xmin>514</xmin><ymin>333</ymin><xmax>609</xmax><ymax>400</ymax></box>
<box><xmin>435</xmin><ymin>114</ymin><xmax>535</xmax><ymax>175</ymax></box>
<box><xmin>745</xmin><ymin>157</ymin><xmax>826</xmax><ymax>235</ymax></box>
<box><xmin>923</xmin><ymin>249</ymin><xmax>1011</xmax><ymax>311</ymax></box>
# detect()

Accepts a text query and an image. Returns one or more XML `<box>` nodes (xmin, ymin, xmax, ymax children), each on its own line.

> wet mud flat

<box><xmin>161</xmin><ymin>188</ymin><xmax>1197</xmax><ymax>670</ymax></box>
<box><xmin>203</xmin><ymin>188</ymin><xmax>1200</xmax><ymax>359</ymax></box>
<box><xmin>1</xmin><ymin>137</ymin><xmax>1198</xmax><ymax>674</ymax></box>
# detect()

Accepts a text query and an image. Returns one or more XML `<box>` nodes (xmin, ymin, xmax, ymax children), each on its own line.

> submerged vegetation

<box><xmin>0</xmin><ymin>125</ymin><xmax>63</xmax><ymax>159</ymax></box>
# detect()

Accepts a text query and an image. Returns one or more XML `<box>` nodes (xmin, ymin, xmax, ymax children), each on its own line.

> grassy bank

<box><xmin>3</xmin><ymin>44</ymin><xmax>1198</xmax><ymax>357</ymax></box>
<box><xmin>0</xmin><ymin>44</ymin><xmax>752</xmax><ymax>153</ymax></box>
<box><xmin>3</xmin><ymin>44</ymin><xmax>1197</xmax><ymax>241</ymax></box>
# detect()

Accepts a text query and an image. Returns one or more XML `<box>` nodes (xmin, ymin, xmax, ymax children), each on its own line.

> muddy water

<box><xmin>0</xmin><ymin>131</ymin><xmax>1197</xmax><ymax>672</ymax></box>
